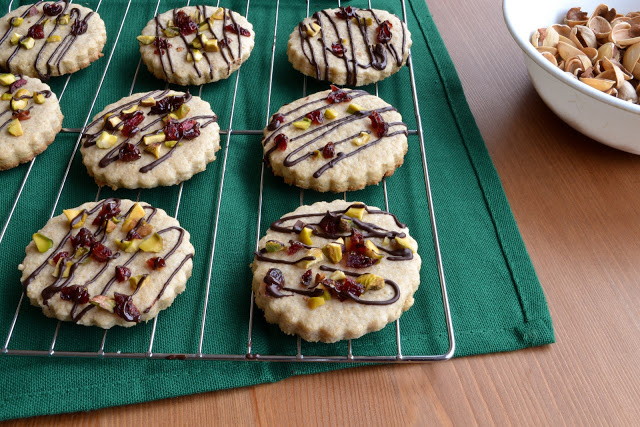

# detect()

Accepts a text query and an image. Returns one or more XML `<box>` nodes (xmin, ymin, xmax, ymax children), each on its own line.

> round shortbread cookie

<box><xmin>19</xmin><ymin>198</ymin><xmax>195</xmax><ymax>329</ymax></box>
<box><xmin>263</xmin><ymin>87</ymin><xmax>408</xmax><ymax>192</ymax></box>
<box><xmin>0</xmin><ymin>2</ymin><xmax>106</xmax><ymax>80</ymax></box>
<box><xmin>80</xmin><ymin>90</ymin><xmax>221</xmax><ymax>190</ymax></box>
<box><xmin>251</xmin><ymin>200</ymin><xmax>421</xmax><ymax>343</ymax></box>
<box><xmin>287</xmin><ymin>6</ymin><xmax>412</xmax><ymax>86</ymax></box>
<box><xmin>0</xmin><ymin>74</ymin><xmax>63</xmax><ymax>170</ymax></box>
<box><xmin>138</xmin><ymin>6</ymin><xmax>255</xmax><ymax>86</ymax></box>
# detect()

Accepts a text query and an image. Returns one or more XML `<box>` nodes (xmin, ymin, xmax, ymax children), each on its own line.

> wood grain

<box><xmin>5</xmin><ymin>0</ymin><xmax>640</xmax><ymax>425</ymax></box>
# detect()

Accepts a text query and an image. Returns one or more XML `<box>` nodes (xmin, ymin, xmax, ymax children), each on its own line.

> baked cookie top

<box><xmin>138</xmin><ymin>6</ymin><xmax>255</xmax><ymax>86</ymax></box>
<box><xmin>251</xmin><ymin>200</ymin><xmax>421</xmax><ymax>343</ymax></box>
<box><xmin>80</xmin><ymin>90</ymin><xmax>220</xmax><ymax>190</ymax></box>
<box><xmin>0</xmin><ymin>74</ymin><xmax>62</xmax><ymax>170</ymax></box>
<box><xmin>19</xmin><ymin>198</ymin><xmax>195</xmax><ymax>329</ymax></box>
<box><xmin>263</xmin><ymin>87</ymin><xmax>408</xmax><ymax>192</ymax></box>
<box><xmin>0</xmin><ymin>2</ymin><xmax>107</xmax><ymax>79</ymax></box>
<box><xmin>287</xmin><ymin>6</ymin><xmax>412</xmax><ymax>86</ymax></box>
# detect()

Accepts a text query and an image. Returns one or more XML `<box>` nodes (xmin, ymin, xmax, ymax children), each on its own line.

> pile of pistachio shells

<box><xmin>531</xmin><ymin>4</ymin><xmax>640</xmax><ymax>104</ymax></box>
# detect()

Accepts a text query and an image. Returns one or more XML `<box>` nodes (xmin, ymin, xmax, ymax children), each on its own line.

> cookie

<box><xmin>263</xmin><ymin>87</ymin><xmax>408</xmax><ymax>192</ymax></box>
<box><xmin>80</xmin><ymin>89</ymin><xmax>220</xmax><ymax>190</ymax></box>
<box><xmin>0</xmin><ymin>74</ymin><xmax>63</xmax><ymax>170</ymax></box>
<box><xmin>287</xmin><ymin>6</ymin><xmax>412</xmax><ymax>86</ymax></box>
<box><xmin>19</xmin><ymin>198</ymin><xmax>195</xmax><ymax>328</ymax></box>
<box><xmin>0</xmin><ymin>2</ymin><xmax>107</xmax><ymax>80</ymax></box>
<box><xmin>251</xmin><ymin>200</ymin><xmax>421</xmax><ymax>343</ymax></box>
<box><xmin>138</xmin><ymin>6</ymin><xmax>255</xmax><ymax>86</ymax></box>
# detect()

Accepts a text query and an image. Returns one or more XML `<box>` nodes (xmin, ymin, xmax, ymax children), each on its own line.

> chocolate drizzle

<box><xmin>21</xmin><ymin>199</ymin><xmax>194</xmax><ymax>324</ymax></box>
<box><xmin>298</xmin><ymin>7</ymin><xmax>408</xmax><ymax>85</ymax></box>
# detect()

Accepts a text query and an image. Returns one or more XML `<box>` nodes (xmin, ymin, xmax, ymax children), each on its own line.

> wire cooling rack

<box><xmin>0</xmin><ymin>0</ymin><xmax>455</xmax><ymax>362</ymax></box>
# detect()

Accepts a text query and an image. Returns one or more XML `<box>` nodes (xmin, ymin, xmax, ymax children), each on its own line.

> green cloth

<box><xmin>0</xmin><ymin>0</ymin><xmax>554</xmax><ymax>420</ymax></box>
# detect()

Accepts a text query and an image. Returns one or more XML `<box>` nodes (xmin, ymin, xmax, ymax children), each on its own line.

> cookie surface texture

<box><xmin>138</xmin><ymin>6</ymin><xmax>255</xmax><ymax>86</ymax></box>
<box><xmin>80</xmin><ymin>90</ymin><xmax>220</xmax><ymax>190</ymax></box>
<box><xmin>251</xmin><ymin>200</ymin><xmax>421</xmax><ymax>343</ymax></box>
<box><xmin>0</xmin><ymin>2</ymin><xmax>107</xmax><ymax>79</ymax></box>
<box><xmin>19</xmin><ymin>198</ymin><xmax>195</xmax><ymax>329</ymax></box>
<box><xmin>0</xmin><ymin>74</ymin><xmax>63</xmax><ymax>170</ymax></box>
<box><xmin>287</xmin><ymin>7</ymin><xmax>412</xmax><ymax>86</ymax></box>
<box><xmin>263</xmin><ymin>87</ymin><xmax>408</xmax><ymax>192</ymax></box>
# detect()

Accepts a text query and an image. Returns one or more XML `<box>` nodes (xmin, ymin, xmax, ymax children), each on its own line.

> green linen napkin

<box><xmin>0</xmin><ymin>0</ymin><xmax>554</xmax><ymax>420</ymax></box>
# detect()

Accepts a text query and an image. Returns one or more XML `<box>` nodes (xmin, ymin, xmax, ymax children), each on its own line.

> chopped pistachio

<box><xmin>122</xmin><ymin>203</ymin><xmax>145</xmax><ymax>232</ymax></box>
<box><xmin>265</xmin><ymin>240</ymin><xmax>285</xmax><ymax>252</ymax></box>
<box><xmin>322</xmin><ymin>242</ymin><xmax>343</xmax><ymax>264</ymax></box>
<box><xmin>137</xmin><ymin>220</ymin><xmax>153</xmax><ymax>237</ymax></box>
<box><xmin>144</xmin><ymin>142</ymin><xmax>162</xmax><ymax>159</ymax></box>
<box><xmin>187</xmin><ymin>49</ymin><xmax>203</xmax><ymax>62</ymax></box>
<box><xmin>297</xmin><ymin>248</ymin><xmax>324</xmax><ymax>269</ymax></box>
<box><xmin>212</xmin><ymin>7</ymin><xmax>225</xmax><ymax>20</ymax></box>
<box><xmin>90</xmin><ymin>295</ymin><xmax>115</xmax><ymax>313</ymax></box>
<box><xmin>57</xmin><ymin>14</ymin><xmax>70</xmax><ymax>25</ymax></box>
<box><xmin>140</xmin><ymin>96</ymin><xmax>156</xmax><ymax>107</ymax></box>
<box><xmin>395</xmin><ymin>236</ymin><xmax>417</xmax><ymax>253</ymax></box>
<box><xmin>129</xmin><ymin>275</ymin><xmax>150</xmax><ymax>291</ymax></box>
<box><xmin>143</xmin><ymin>132</ymin><xmax>166</xmax><ymax>145</ymax></box>
<box><xmin>10</xmin><ymin>17</ymin><xmax>23</xmax><ymax>27</ymax></box>
<box><xmin>299</xmin><ymin>226</ymin><xmax>313</xmax><ymax>245</ymax></box>
<box><xmin>165</xmin><ymin>140</ymin><xmax>178</xmax><ymax>148</ymax></box>
<box><xmin>324</xmin><ymin>108</ymin><xmax>338</xmax><ymax>119</ymax></box>
<box><xmin>292</xmin><ymin>118</ymin><xmax>312</xmax><ymax>130</ymax></box>
<box><xmin>20</xmin><ymin>37</ymin><xmax>35</xmax><ymax>50</ymax></box>
<box><xmin>356</xmin><ymin>273</ymin><xmax>385</xmax><ymax>291</ymax></box>
<box><xmin>346</xmin><ymin>102</ymin><xmax>366</xmax><ymax>114</ymax></box>
<box><xmin>307</xmin><ymin>296</ymin><xmax>325</xmax><ymax>309</ymax></box>
<box><xmin>330</xmin><ymin>270</ymin><xmax>346</xmax><ymax>281</ymax></box>
<box><xmin>96</xmin><ymin>131</ymin><xmax>118</xmax><ymax>149</ymax></box>
<box><xmin>33</xmin><ymin>91</ymin><xmax>46</xmax><ymax>104</ymax></box>
<box><xmin>0</xmin><ymin>74</ymin><xmax>16</xmax><ymax>86</ymax></box>
<box><xmin>162</xmin><ymin>27</ymin><xmax>179</xmax><ymax>38</ymax></box>
<box><xmin>13</xmin><ymin>88</ymin><xmax>30</xmax><ymax>99</ymax></box>
<box><xmin>7</xmin><ymin>119</ymin><xmax>22</xmax><ymax>136</ymax></box>
<box><xmin>1</xmin><ymin>93</ymin><xmax>13</xmax><ymax>101</ymax></box>
<box><xmin>63</xmin><ymin>209</ymin><xmax>87</xmax><ymax>228</ymax></box>
<box><xmin>345</xmin><ymin>206</ymin><xmax>365</xmax><ymax>220</ymax></box>
<box><xmin>10</xmin><ymin>33</ymin><xmax>21</xmax><ymax>45</ymax></box>
<box><xmin>136</xmin><ymin>35</ymin><xmax>155</xmax><ymax>45</ymax></box>
<box><xmin>204</xmin><ymin>39</ymin><xmax>219</xmax><ymax>52</ymax></box>
<box><xmin>364</xmin><ymin>240</ymin><xmax>383</xmax><ymax>259</ymax></box>
<box><xmin>351</xmin><ymin>131</ymin><xmax>370</xmax><ymax>146</ymax></box>
<box><xmin>46</xmin><ymin>35</ymin><xmax>61</xmax><ymax>43</ymax></box>
<box><xmin>122</xmin><ymin>105</ymin><xmax>138</xmax><ymax>114</ymax></box>
<box><xmin>139</xmin><ymin>233</ymin><xmax>163</xmax><ymax>253</ymax></box>
<box><xmin>306</xmin><ymin>22</ymin><xmax>321</xmax><ymax>37</ymax></box>
<box><xmin>33</xmin><ymin>233</ymin><xmax>53</xmax><ymax>253</ymax></box>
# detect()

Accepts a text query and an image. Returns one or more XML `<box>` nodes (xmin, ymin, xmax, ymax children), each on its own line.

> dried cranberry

<box><xmin>150</xmin><ymin>94</ymin><xmax>190</xmax><ymax>115</ymax></box>
<box><xmin>52</xmin><ymin>251</ymin><xmax>69</xmax><ymax>265</ymax></box>
<box><xmin>8</xmin><ymin>79</ymin><xmax>26</xmax><ymax>94</ymax></box>
<box><xmin>335</xmin><ymin>6</ymin><xmax>357</xmax><ymax>19</ymax></box>
<box><xmin>377</xmin><ymin>20</ymin><xmax>393</xmax><ymax>43</ymax></box>
<box><xmin>368</xmin><ymin>111</ymin><xmax>388</xmax><ymax>137</ymax></box>
<box><xmin>301</xmin><ymin>269</ymin><xmax>312</xmax><ymax>287</ymax></box>
<box><xmin>331</xmin><ymin>41</ymin><xmax>345</xmax><ymax>57</ymax></box>
<box><xmin>268</xmin><ymin>113</ymin><xmax>285</xmax><ymax>131</ymax></box>
<box><xmin>175</xmin><ymin>10</ymin><xmax>198</xmax><ymax>35</ymax></box>
<box><xmin>146</xmin><ymin>257</ymin><xmax>166</xmax><ymax>270</ymax></box>
<box><xmin>322</xmin><ymin>142</ymin><xmax>335</xmax><ymax>159</ymax></box>
<box><xmin>71</xmin><ymin>19</ymin><xmax>88</xmax><ymax>36</ymax></box>
<box><xmin>333</xmin><ymin>277</ymin><xmax>364</xmax><ymax>300</ymax></box>
<box><xmin>71</xmin><ymin>228</ymin><xmax>95</xmax><ymax>248</ymax></box>
<box><xmin>90</xmin><ymin>242</ymin><xmax>112</xmax><ymax>263</ymax></box>
<box><xmin>153</xmin><ymin>37</ymin><xmax>171</xmax><ymax>55</ymax></box>
<box><xmin>318</xmin><ymin>211</ymin><xmax>341</xmax><ymax>234</ymax></box>
<box><xmin>346</xmin><ymin>252</ymin><xmax>377</xmax><ymax>268</ymax></box>
<box><xmin>163</xmin><ymin>121</ymin><xmax>179</xmax><ymax>141</ymax></box>
<box><xmin>60</xmin><ymin>285</ymin><xmax>90</xmax><ymax>304</ymax></box>
<box><xmin>113</xmin><ymin>292</ymin><xmax>141</xmax><ymax>323</ymax></box>
<box><xmin>115</xmin><ymin>266</ymin><xmax>131</xmax><ymax>282</ymax></box>
<box><xmin>43</xmin><ymin>3</ymin><xmax>63</xmax><ymax>16</ymax></box>
<box><xmin>118</xmin><ymin>143</ymin><xmax>141</xmax><ymax>162</ymax></box>
<box><xmin>179</xmin><ymin>119</ymin><xmax>200</xmax><ymax>139</ymax></box>
<box><xmin>275</xmin><ymin>134</ymin><xmax>288</xmax><ymax>151</ymax></box>
<box><xmin>264</xmin><ymin>268</ymin><xmax>285</xmax><ymax>288</ymax></box>
<box><xmin>125</xmin><ymin>230</ymin><xmax>141</xmax><ymax>241</ymax></box>
<box><xmin>92</xmin><ymin>200</ymin><xmax>120</xmax><ymax>226</ymax></box>
<box><xmin>224</xmin><ymin>23</ymin><xmax>250</xmax><ymax>37</ymax></box>
<box><xmin>350</xmin><ymin>228</ymin><xmax>364</xmax><ymax>247</ymax></box>
<box><xmin>27</xmin><ymin>24</ymin><xmax>45</xmax><ymax>39</ymax></box>
<box><xmin>326</xmin><ymin>85</ymin><xmax>352</xmax><ymax>104</ymax></box>
<box><xmin>27</xmin><ymin>6</ymin><xmax>38</xmax><ymax>16</ymax></box>
<box><xmin>287</xmin><ymin>240</ymin><xmax>305</xmax><ymax>255</ymax></box>
<box><xmin>305</xmin><ymin>110</ymin><xmax>323</xmax><ymax>125</ymax></box>
<box><xmin>12</xmin><ymin>110</ymin><xmax>30</xmax><ymax>120</ymax></box>
<box><xmin>120</xmin><ymin>110</ymin><xmax>145</xmax><ymax>137</ymax></box>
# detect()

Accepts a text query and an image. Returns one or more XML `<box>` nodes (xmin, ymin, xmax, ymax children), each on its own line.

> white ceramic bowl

<box><xmin>503</xmin><ymin>0</ymin><xmax>640</xmax><ymax>154</ymax></box>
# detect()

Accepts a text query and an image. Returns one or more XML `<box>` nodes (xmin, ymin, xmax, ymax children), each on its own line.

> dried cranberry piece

<box><xmin>274</xmin><ymin>134</ymin><xmax>288</xmax><ymax>151</ymax></box>
<box><xmin>335</xmin><ymin>6</ymin><xmax>357</xmax><ymax>19</ymax></box>
<box><xmin>322</xmin><ymin>142</ymin><xmax>335</xmax><ymax>159</ymax></box>
<box><xmin>175</xmin><ymin>10</ymin><xmax>198</xmax><ymax>35</ymax></box>
<box><xmin>287</xmin><ymin>240</ymin><xmax>305</xmax><ymax>255</ymax></box>
<box><xmin>268</xmin><ymin>113</ymin><xmax>285</xmax><ymax>131</ymax></box>
<box><xmin>12</xmin><ymin>110</ymin><xmax>30</xmax><ymax>120</ymax></box>
<box><xmin>118</xmin><ymin>143</ymin><xmax>141</xmax><ymax>162</ymax></box>
<box><xmin>113</xmin><ymin>292</ymin><xmax>141</xmax><ymax>323</ymax></box>
<box><xmin>52</xmin><ymin>251</ymin><xmax>69</xmax><ymax>265</ymax></box>
<box><xmin>150</xmin><ymin>94</ymin><xmax>190</xmax><ymax>115</ymax></box>
<box><xmin>331</xmin><ymin>41</ymin><xmax>345</xmax><ymax>57</ymax></box>
<box><xmin>224</xmin><ymin>23</ymin><xmax>250</xmax><ymax>37</ymax></box>
<box><xmin>322</xmin><ymin>278</ymin><xmax>362</xmax><ymax>301</ymax></box>
<box><xmin>27</xmin><ymin>6</ymin><xmax>38</xmax><ymax>16</ymax></box>
<box><xmin>71</xmin><ymin>228</ymin><xmax>95</xmax><ymax>248</ymax></box>
<box><xmin>264</xmin><ymin>268</ymin><xmax>286</xmax><ymax>297</ymax></box>
<box><xmin>146</xmin><ymin>257</ymin><xmax>166</xmax><ymax>270</ymax></box>
<box><xmin>318</xmin><ymin>211</ymin><xmax>341</xmax><ymax>234</ymax></box>
<box><xmin>179</xmin><ymin>119</ymin><xmax>200</xmax><ymax>139</ymax></box>
<box><xmin>43</xmin><ymin>3</ymin><xmax>63</xmax><ymax>16</ymax></box>
<box><xmin>90</xmin><ymin>242</ymin><xmax>112</xmax><ymax>263</ymax></box>
<box><xmin>218</xmin><ymin>38</ymin><xmax>232</xmax><ymax>49</ymax></box>
<box><xmin>125</xmin><ymin>230</ymin><xmax>141</xmax><ymax>241</ymax></box>
<box><xmin>115</xmin><ymin>266</ymin><xmax>131</xmax><ymax>282</ymax></box>
<box><xmin>377</xmin><ymin>20</ymin><xmax>393</xmax><ymax>43</ymax></box>
<box><xmin>27</xmin><ymin>24</ymin><xmax>45</xmax><ymax>39</ymax></box>
<box><xmin>153</xmin><ymin>37</ymin><xmax>171</xmax><ymax>55</ymax></box>
<box><xmin>71</xmin><ymin>19</ymin><xmax>88</xmax><ymax>36</ymax></box>
<box><xmin>346</xmin><ymin>252</ymin><xmax>377</xmax><ymax>268</ymax></box>
<box><xmin>8</xmin><ymin>78</ymin><xmax>26</xmax><ymax>94</ymax></box>
<box><xmin>368</xmin><ymin>111</ymin><xmax>388</xmax><ymax>137</ymax></box>
<box><xmin>326</xmin><ymin>85</ymin><xmax>352</xmax><ymax>104</ymax></box>
<box><xmin>60</xmin><ymin>285</ymin><xmax>90</xmax><ymax>304</ymax></box>
<box><xmin>92</xmin><ymin>200</ymin><xmax>121</xmax><ymax>226</ymax></box>
<box><xmin>120</xmin><ymin>110</ymin><xmax>145</xmax><ymax>137</ymax></box>
<box><xmin>305</xmin><ymin>110</ymin><xmax>323</xmax><ymax>125</ymax></box>
<box><xmin>301</xmin><ymin>269</ymin><xmax>312</xmax><ymax>287</ymax></box>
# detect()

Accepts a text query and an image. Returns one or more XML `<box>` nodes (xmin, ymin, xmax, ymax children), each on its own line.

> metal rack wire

<box><xmin>0</xmin><ymin>0</ymin><xmax>455</xmax><ymax>362</ymax></box>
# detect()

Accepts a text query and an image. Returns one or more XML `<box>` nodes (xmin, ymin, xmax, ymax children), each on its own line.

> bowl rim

<box><xmin>502</xmin><ymin>0</ymin><xmax>640</xmax><ymax>115</ymax></box>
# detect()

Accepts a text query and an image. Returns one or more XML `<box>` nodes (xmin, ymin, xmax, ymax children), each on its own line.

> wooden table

<box><xmin>7</xmin><ymin>1</ymin><xmax>640</xmax><ymax>425</ymax></box>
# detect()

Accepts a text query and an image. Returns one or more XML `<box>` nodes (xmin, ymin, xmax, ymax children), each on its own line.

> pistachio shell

<box><xmin>558</xmin><ymin>35</ymin><xmax>578</xmax><ymax>47</ymax></box>
<box><xmin>623</xmin><ymin>42</ymin><xmax>640</xmax><ymax>79</ymax></box>
<box><xmin>580</xmin><ymin>47</ymin><xmax>599</xmax><ymax>61</ymax></box>
<box><xmin>565</xmin><ymin>56</ymin><xmax>588</xmax><ymax>75</ymax></box>
<box><xmin>617</xmin><ymin>80</ymin><xmax>638</xmax><ymax>102</ymax></box>
<box><xmin>558</xmin><ymin>41</ymin><xmax>587</xmax><ymax>61</ymax></box>
<box><xmin>552</xmin><ymin>24</ymin><xmax>572</xmax><ymax>38</ymax></box>
<box><xmin>571</xmin><ymin>25</ymin><xmax>597</xmax><ymax>48</ymax></box>
<box><xmin>565</xmin><ymin>7</ymin><xmax>588</xmax><ymax>27</ymax></box>
<box><xmin>592</xmin><ymin>4</ymin><xmax>618</xmax><ymax>23</ymax></box>
<box><xmin>537</xmin><ymin>46</ymin><xmax>558</xmax><ymax>56</ymax></box>
<box><xmin>588</xmin><ymin>16</ymin><xmax>613</xmax><ymax>42</ymax></box>
<box><xmin>541</xmin><ymin>52</ymin><xmax>558</xmax><ymax>67</ymax></box>
<box><xmin>579</xmin><ymin>77</ymin><xmax>616</xmax><ymax>91</ymax></box>
<box><xmin>596</xmin><ymin>42</ymin><xmax>618</xmax><ymax>61</ymax></box>
<box><xmin>611</xmin><ymin>22</ymin><xmax>640</xmax><ymax>47</ymax></box>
